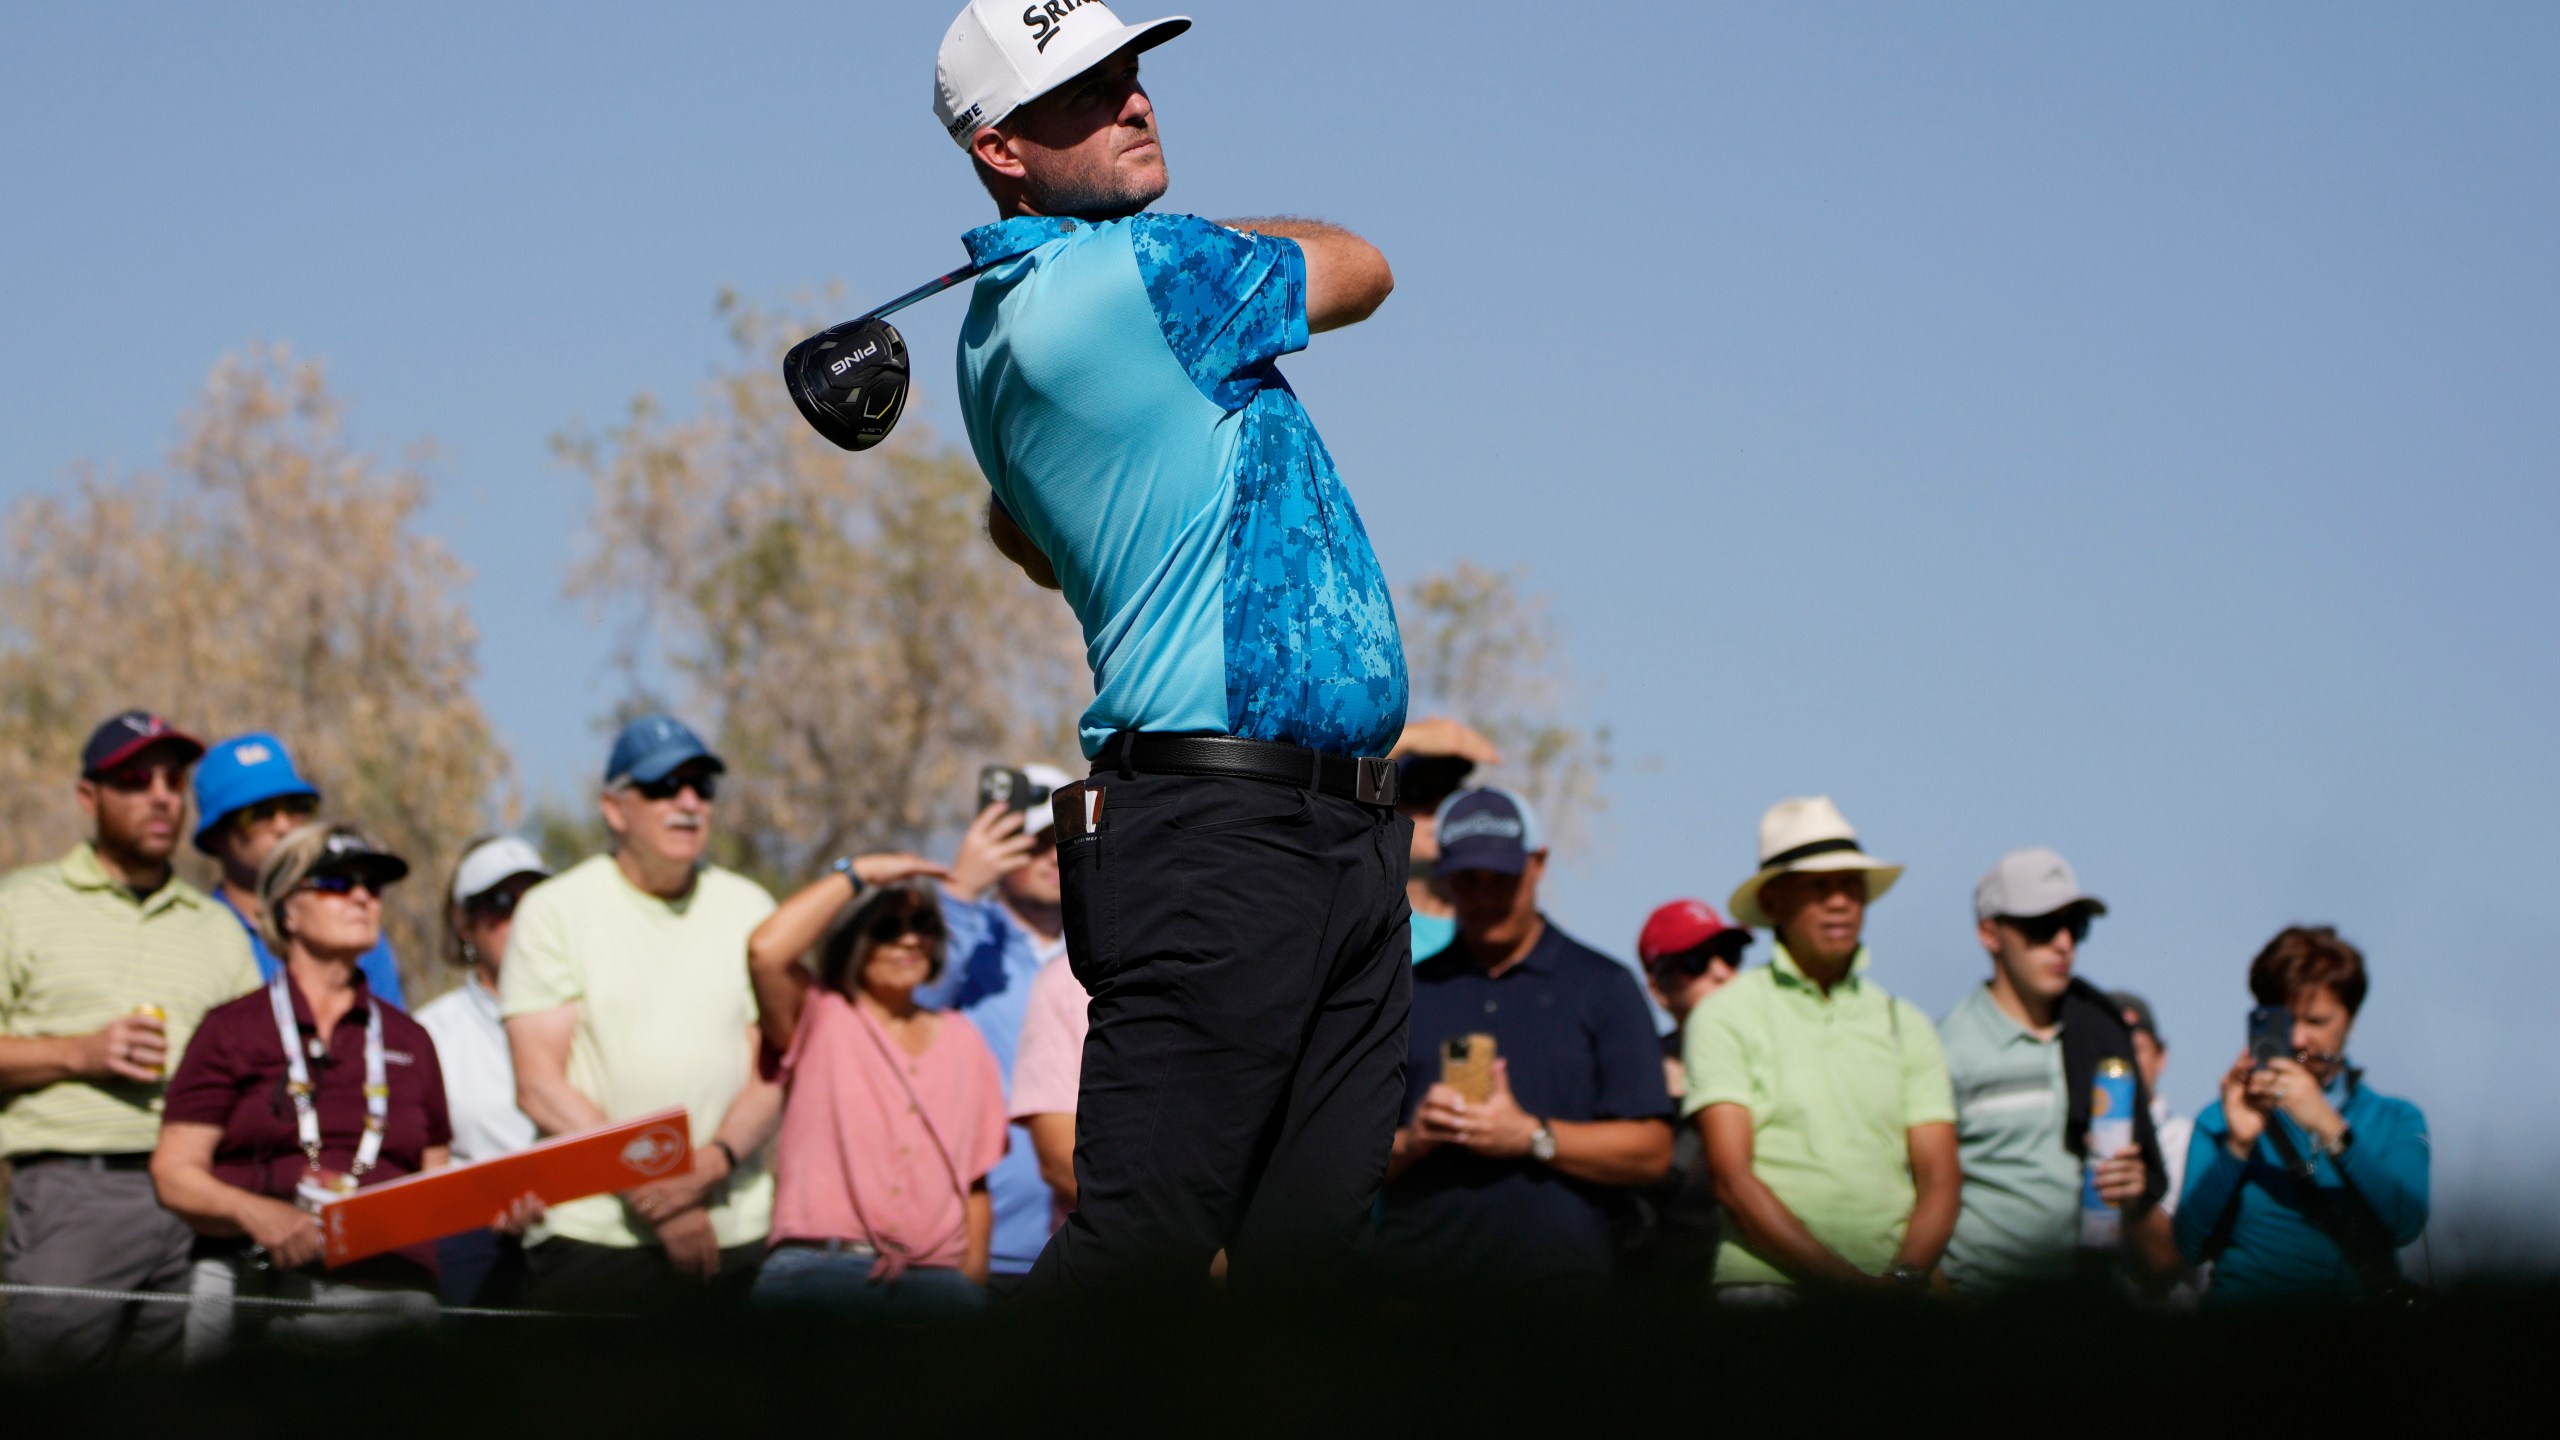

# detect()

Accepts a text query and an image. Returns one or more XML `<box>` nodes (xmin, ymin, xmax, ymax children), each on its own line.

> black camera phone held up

<box><xmin>2248</xmin><ymin>1004</ymin><xmax>2295</xmax><ymax>1067</ymax></box>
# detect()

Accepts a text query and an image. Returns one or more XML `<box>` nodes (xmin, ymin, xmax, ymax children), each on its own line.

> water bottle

<box><xmin>2080</xmin><ymin>1057</ymin><xmax>2136</xmax><ymax>1248</ymax></box>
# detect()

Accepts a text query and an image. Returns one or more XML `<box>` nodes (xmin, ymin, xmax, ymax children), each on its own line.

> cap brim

<box><xmin>614</xmin><ymin>745</ymin><xmax>728</xmax><ymax>787</ymax></box>
<box><xmin>1729</xmin><ymin>855</ymin><xmax>1903</xmax><ymax>929</ymax></box>
<box><xmin>1005</xmin><ymin>16</ymin><xmax>1191</xmax><ymax>124</ymax></box>
<box><xmin>319</xmin><ymin>852</ymin><xmax>411</xmax><ymax>888</ymax></box>
<box><xmin>88</xmin><ymin>730</ymin><xmax>206</xmax><ymax>776</ymax></box>
<box><xmin>1436</xmin><ymin>842</ymin><xmax>1529</xmax><ymax>877</ymax></box>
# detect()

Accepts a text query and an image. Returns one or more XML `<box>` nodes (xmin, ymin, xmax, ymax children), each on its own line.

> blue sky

<box><xmin>6</xmin><ymin>3</ymin><xmax>2553</xmax><ymax>1269</ymax></box>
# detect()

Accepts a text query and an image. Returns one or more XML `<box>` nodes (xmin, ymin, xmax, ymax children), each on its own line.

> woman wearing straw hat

<box><xmin>1682</xmin><ymin>797</ymin><xmax>1962</xmax><ymax>1299</ymax></box>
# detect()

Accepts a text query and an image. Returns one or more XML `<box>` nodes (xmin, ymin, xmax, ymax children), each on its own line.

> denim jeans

<box><xmin>748</xmin><ymin>1246</ymin><xmax>987</xmax><ymax>1320</ymax></box>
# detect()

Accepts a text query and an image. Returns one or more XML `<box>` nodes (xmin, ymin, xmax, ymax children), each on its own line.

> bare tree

<box><xmin>561</xmin><ymin>294</ymin><xmax>1087</xmax><ymax>889</ymax></box>
<box><xmin>1399</xmin><ymin>561</ymin><xmax>1611</xmax><ymax>854</ymax></box>
<box><xmin>0</xmin><ymin>346</ymin><xmax>508</xmax><ymax>995</ymax></box>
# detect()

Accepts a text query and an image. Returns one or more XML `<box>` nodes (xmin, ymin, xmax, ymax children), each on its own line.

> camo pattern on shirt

<box><xmin>1130</xmin><ymin>214</ymin><xmax>1408</xmax><ymax>756</ymax></box>
<box><xmin>1220</xmin><ymin>390</ymin><xmax>1408</xmax><ymax>755</ymax></box>
<box><xmin>1129</xmin><ymin>213</ymin><xmax>1303</xmax><ymax>412</ymax></box>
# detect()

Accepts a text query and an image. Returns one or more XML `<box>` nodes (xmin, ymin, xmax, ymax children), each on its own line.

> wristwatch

<box><xmin>1528</xmin><ymin>1121</ymin><xmax>1557</xmax><ymax>1165</ymax></box>
<box><xmin>830</xmin><ymin>855</ymin><xmax>865</xmax><ymax>896</ymax></box>
<box><xmin>2318</xmin><ymin>1122</ymin><xmax>2356</xmax><ymax>1159</ymax></box>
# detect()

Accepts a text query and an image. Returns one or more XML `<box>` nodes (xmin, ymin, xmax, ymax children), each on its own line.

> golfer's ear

<box><xmin>971</xmin><ymin>126</ymin><xmax>1027</xmax><ymax>180</ymax></box>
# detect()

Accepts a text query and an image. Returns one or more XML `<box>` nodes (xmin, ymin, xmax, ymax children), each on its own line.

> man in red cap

<box><xmin>1621</xmin><ymin>900</ymin><xmax>1753</xmax><ymax>1293</ymax></box>
<box><xmin>0</xmin><ymin>710</ymin><xmax>260</xmax><ymax>1371</ymax></box>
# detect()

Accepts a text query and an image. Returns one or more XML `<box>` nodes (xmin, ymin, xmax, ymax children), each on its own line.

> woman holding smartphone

<box><xmin>2174</xmin><ymin>926</ymin><xmax>2430</xmax><ymax>1304</ymax></box>
<box><xmin>746</xmin><ymin>859</ymin><xmax>1011</xmax><ymax>1318</ymax></box>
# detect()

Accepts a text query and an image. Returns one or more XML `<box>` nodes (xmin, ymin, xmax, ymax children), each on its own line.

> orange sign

<box><xmin>319</xmin><ymin>1108</ymin><xmax>693</xmax><ymax>1268</ymax></box>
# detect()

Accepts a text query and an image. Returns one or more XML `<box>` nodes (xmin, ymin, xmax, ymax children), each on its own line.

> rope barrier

<box><xmin>0</xmin><ymin>1281</ymin><xmax>619</xmax><ymax>1320</ymax></box>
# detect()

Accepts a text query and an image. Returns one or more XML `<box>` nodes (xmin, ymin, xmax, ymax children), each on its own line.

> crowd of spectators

<box><xmin>0</xmin><ymin>704</ymin><xmax>2434</xmax><ymax>1372</ymax></box>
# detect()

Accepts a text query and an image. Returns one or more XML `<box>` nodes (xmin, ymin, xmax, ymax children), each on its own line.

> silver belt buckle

<box><xmin>1354</xmin><ymin>757</ymin><xmax>1396</xmax><ymax>807</ymax></box>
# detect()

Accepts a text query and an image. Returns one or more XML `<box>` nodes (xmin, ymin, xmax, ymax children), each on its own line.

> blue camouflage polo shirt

<box><xmin>955</xmin><ymin>213</ymin><xmax>1407</xmax><ymax>759</ymax></box>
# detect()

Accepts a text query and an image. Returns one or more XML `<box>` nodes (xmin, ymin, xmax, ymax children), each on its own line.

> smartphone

<box><xmin>2247</xmin><ymin>1004</ymin><xmax>2294</xmax><ymax>1067</ymax></box>
<box><xmin>978</xmin><ymin>765</ymin><xmax>1037</xmax><ymax>813</ymax></box>
<box><xmin>1440</xmin><ymin>1033</ymin><xmax>1496</xmax><ymax>1104</ymax></box>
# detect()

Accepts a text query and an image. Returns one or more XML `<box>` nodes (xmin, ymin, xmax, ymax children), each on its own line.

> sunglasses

<box><xmin>301</xmin><ymin>871</ymin><xmax>387</xmax><ymax>898</ymax></box>
<box><xmin>96</xmin><ymin>763</ymin><xmax>187</xmax><ymax>795</ymax></box>
<box><xmin>867</xmin><ymin>911</ymin><xmax>944</xmax><ymax>945</ymax></box>
<box><xmin>630</xmin><ymin>771</ymin><xmax>718</xmax><ymax>803</ymax></box>
<box><xmin>2005</xmin><ymin>910</ymin><xmax>2093</xmax><ymax>947</ymax></box>
<box><xmin>1651</xmin><ymin>939</ymin><xmax>1748</xmax><ymax>982</ymax></box>
<box><xmin>466</xmin><ymin>886</ymin><xmax>527</xmax><ymax>920</ymax></box>
<box><xmin>238</xmin><ymin>795</ymin><xmax>319</xmax><ymax>828</ymax></box>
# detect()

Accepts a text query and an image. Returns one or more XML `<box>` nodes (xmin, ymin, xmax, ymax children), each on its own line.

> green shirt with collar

<box><xmin>0</xmin><ymin>843</ymin><xmax>262</xmax><ymax>1156</ymax></box>
<box><xmin>1682</xmin><ymin>942</ymin><xmax>1956</xmax><ymax>1286</ymax></box>
<box><xmin>1937</xmin><ymin>983</ymin><xmax>2081</xmax><ymax>1294</ymax></box>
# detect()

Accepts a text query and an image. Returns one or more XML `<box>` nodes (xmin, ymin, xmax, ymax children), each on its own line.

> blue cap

<box><xmin>191</xmin><ymin>733</ymin><xmax>321</xmax><ymax>851</ymax></box>
<box><xmin>605</xmin><ymin>713</ymin><xmax>724</xmax><ymax>788</ymax></box>
<box><xmin>1431</xmin><ymin>786</ymin><xmax>1545</xmax><ymax>876</ymax></box>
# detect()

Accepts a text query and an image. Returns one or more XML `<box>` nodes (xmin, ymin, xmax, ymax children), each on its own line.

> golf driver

<box><xmin>783</xmin><ymin>262</ymin><xmax>983</xmax><ymax>452</ymax></box>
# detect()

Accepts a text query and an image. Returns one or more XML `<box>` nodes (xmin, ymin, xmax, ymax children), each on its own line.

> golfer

<box><xmin>934</xmin><ymin>0</ymin><xmax>1409</xmax><ymax>1297</ymax></box>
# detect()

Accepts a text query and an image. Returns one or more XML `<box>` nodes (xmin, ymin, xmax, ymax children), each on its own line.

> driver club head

<box><xmin>784</xmin><ymin>317</ymin><xmax>910</xmax><ymax>452</ymax></box>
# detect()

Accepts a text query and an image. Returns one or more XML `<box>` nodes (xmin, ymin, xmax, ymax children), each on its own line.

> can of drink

<box><xmin>2079</xmin><ymin>1057</ymin><xmax>2137</xmax><ymax>1248</ymax></box>
<box><xmin>131</xmin><ymin>1003</ymin><xmax>168</xmax><ymax>1079</ymax></box>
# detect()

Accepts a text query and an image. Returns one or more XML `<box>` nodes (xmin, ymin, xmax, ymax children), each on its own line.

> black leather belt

<box><xmin>12</xmin><ymin>1151</ymin><xmax>153</xmax><ymax>1172</ymax></box>
<box><xmin>1096</xmin><ymin>732</ymin><xmax>1398</xmax><ymax>809</ymax></box>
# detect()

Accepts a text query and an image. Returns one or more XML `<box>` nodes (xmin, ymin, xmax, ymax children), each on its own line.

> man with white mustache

<box><xmin>501</xmin><ymin>715</ymin><xmax>783</xmax><ymax>1311</ymax></box>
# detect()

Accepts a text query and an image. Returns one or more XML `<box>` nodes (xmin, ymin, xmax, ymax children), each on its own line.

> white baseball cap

<box><xmin>934</xmin><ymin>0</ymin><xmax>1190</xmax><ymax>150</ymax></box>
<box><xmin>1973</xmin><ymin>846</ymin><xmax>2108</xmax><ymax>923</ymax></box>
<box><xmin>452</xmin><ymin>835</ymin><xmax>551</xmax><ymax>906</ymax></box>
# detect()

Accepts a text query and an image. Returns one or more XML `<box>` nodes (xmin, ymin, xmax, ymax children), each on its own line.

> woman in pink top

<box><xmin>747</xmin><ymin>872</ymin><xmax>1007</xmax><ymax>1317</ymax></box>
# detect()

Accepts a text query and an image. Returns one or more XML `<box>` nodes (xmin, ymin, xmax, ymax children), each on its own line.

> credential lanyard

<box><xmin>266</xmin><ymin>973</ymin><xmax>386</xmax><ymax>1188</ymax></box>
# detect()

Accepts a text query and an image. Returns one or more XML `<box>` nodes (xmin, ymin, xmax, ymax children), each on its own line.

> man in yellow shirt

<box><xmin>501</xmin><ymin>715</ymin><xmax>780</xmax><ymax>1311</ymax></box>
<box><xmin>0</xmin><ymin>711</ymin><xmax>259</xmax><ymax>1371</ymax></box>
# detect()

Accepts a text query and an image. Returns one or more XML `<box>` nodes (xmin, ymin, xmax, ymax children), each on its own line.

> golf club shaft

<box><xmin>853</xmin><ymin>263</ymin><xmax>985</xmax><ymax>326</ymax></box>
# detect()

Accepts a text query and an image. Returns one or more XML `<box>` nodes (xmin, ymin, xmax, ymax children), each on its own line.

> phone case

<box><xmin>1440</xmin><ymin>1033</ymin><xmax>1497</xmax><ymax>1104</ymax></box>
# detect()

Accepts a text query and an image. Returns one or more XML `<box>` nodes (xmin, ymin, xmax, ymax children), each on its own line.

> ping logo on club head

<box><xmin>827</xmin><ymin>340</ymin><xmax>882</xmax><ymax>378</ymax></box>
<box><xmin>621</xmin><ymin>1124</ymin><xmax>689</xmax><ymax>1177</ymax></box>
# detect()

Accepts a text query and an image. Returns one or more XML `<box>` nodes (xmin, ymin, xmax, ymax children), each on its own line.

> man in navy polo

<box><xmin>932</xmin><ymin>1</ymin><xmax>1409</xmax><ymax>1298</ymax></box>
<box><xmin>1380</xmin><ymin>788</ymin><xmax>1673</xmax><ymax>1296</ymax></box>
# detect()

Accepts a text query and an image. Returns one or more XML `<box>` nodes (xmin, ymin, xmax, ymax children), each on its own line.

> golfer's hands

<box><xmin>2092</xmin><ymin>1145</ymin><xmax>2149</xmax><ymax>1209</ymax></box>
<box><xmin>2219</xmin><ymin>1053</ymin><xmax>2268</xmax><ymax>1158</ymax></box>
<box><xmin>240</xmin><ymin>1195</ymin><xmax>325</xmax><ymax>1270</ymax></box>
<box><xmin>1390</xmin><ymin>716</ymin><xmax>1502</xmax><ymax>768</ymax></box>
<box><xmin>948</xmin><ymin>804</ymin><xmax>1033</xmax><ymax>898</ymax></box>
<box><xmin>77</xmin><ymin>1012</ymin><xmax>168</xmax><ymax>1083</ymax></box>
<box><xmin>656</xmin><ymin>1207</ymin><xmax>720</xmax><ymax>1280</ymax></box>
<box><xmin>491</xmin><ymin>1193</ymin><xmax>546</xmax><ymax>1237</ymax></box>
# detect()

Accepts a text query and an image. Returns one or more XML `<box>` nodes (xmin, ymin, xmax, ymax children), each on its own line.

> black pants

<box><xmin>521</xmin><ymin>1236</ymin><xmax>765</xmax><ymax>1314</ymax></box>
<box><xmin>1023</xmin><ymin>771</ymin><xmax>1412</xmax><ymax>1300</ymax></box>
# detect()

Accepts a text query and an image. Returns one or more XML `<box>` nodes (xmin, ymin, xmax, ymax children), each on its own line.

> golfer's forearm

<box><xmin>1221</xmin><ymin>215</ymin><xmax>1392</xmax><ymax>332</ymax></box>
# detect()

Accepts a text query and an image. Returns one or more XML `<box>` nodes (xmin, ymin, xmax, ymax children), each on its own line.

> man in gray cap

<box><xmin>1937</xmin><ymin>847</ymin><xmax>2178</xmax><ymax>1294</ymax></box>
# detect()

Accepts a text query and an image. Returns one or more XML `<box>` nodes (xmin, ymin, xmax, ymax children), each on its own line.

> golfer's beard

<box><xmin>1033</xmin><ymin>144</ymin><xmax>1167</xmax><ymax>222</ymax></box>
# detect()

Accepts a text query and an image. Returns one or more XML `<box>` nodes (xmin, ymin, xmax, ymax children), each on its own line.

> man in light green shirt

<box><xmin>501</xmin><ymin>715</ymin><xmax>780</xmax><ymax>1311</ymax></box>
<box><xmin>1940</xmin><ymin>847</ymin><xmax>2174</xmax><ymax>1294</ymax></box>
<box><xmin>1686</xmin><ymin>797</ymin><xmax>1959</xmax><ymax>1296</ymax></box>
<box><xmin>1</xmin><ymin>711</ymin><xmax>259</xmax><ymax>1370</ymax></box>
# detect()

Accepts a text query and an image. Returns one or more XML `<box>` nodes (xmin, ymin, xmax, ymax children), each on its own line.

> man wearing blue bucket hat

<box><xmin>194</xmin><ymin>733</ymin><xmax>406</xmax><ymax>1006</ymax></box>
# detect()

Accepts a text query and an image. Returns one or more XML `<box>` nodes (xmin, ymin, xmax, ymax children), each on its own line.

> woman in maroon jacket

<box><xmin>152</xmin><ymin>823</ymin><xmax>531</xmax><ymax>1360</ymax></box>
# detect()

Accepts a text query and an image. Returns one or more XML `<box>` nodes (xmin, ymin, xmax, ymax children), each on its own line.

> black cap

<box><xmin>2109</xmin><ymin>990</ymin><xmax>2161</xmax><ymax>1044</ymax></box>
<box><xmin>80</xmin><ymin>709</ymin><xmax>205</xmax><ymax>777</ymax></box>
